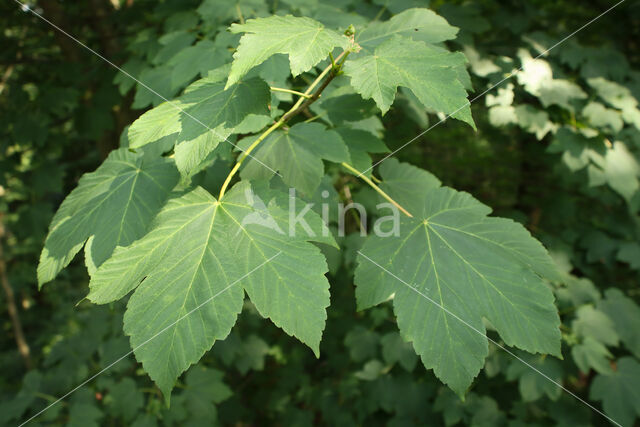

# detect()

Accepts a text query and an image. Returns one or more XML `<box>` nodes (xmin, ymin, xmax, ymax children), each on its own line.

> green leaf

<box><xmin>106</xmin><ymin>378</ymin><xmax>144</xmax><ymax>421</ymax></box>
<box><xmin>377</xmin><ymin>158</ymin><xmax>441</xmax><ymax>213</ymax></box>
<box><xmin>506</xmin><ymin>353</ymin><xmax>563</xmax><ymax>402</ymax></box>
<box><xmin>226</xmin><ymin>15</ymin><xmax>350</xmax><ymax>88</ymax></box>
<box><xmin>598</xmin><ymin>289</ymin><xmax>640</xmax><ymax>358</ymax></box>
<box><xmin>357</xmin><ymin>8</ymin><xmax>459</xmax><ymax>49</ymax></box>
<box><xmin>181</xmin><ymin>366</ymin><xmax>232</xmax><ymax>421</ymax></box>
<box><xmin>590</xmin><ymin>357</ymin><xmax>640</xmax><ymax>427</ymax></box>
<box><xmin>88</xmin><ymin>182</ymin><xmax>333</xmax><ymax>399</ymax></box>
<box><xmin>583</xmin><ymin>102</ymin><xmax>624</xmax><ymax>134</ymax></box>
<box><xmin>588</xmin><ymin>77</ymin><xmax>638</xmax><ymax>111</ymax></box>
<box><xmin>572</xmin><ymin>305</ymin><xmax>619</xmax><ymax>347</ymax></box>
<box><xmin>38</xmin><ymin>149</ymin><xmax>179</xmax><ymax>286</ymax></box>
<box><xmin>167</xmin><ymin>40</ymin><xmax>231</xmax><ymax>91</ymax></box>
<box><xmin>571</xmin><ymin>337</ymin><xmax>613</xmax><ymax>375</ymax></box>
<box><xmin>197</xmin><ymin>0</ymin><xmax>269</xmax><ymax>26</ymax></box>
<box><xmin>355</xmin><ymin>168</ymin><xmax>561</xmax><ymax>395</ymax></box>
<box><xmin>132</xmin><ymin>66</ymin><xmax>179</xmax><ymax>109</ymax></box>
<box><xmin>344</xmin><ymin>326</ymin><xmax>379</xmax><ymax>362</ymax></box>
<box><xmin>128</xmin><ymin>74</ymin><xmax>271</xmax><ymax>176</ymax></box>
<box><xmin>239</xmin><ymin>122</ymin><xmax>350</xmax><ymax>195</ymax></box>
<box><xmin>538</xmin><ymin>79</ymin><xmax>587</xmax><ymax>112</ymax></box>
<box><xmin>381</xmin><ymin>332</ymin><xmax>418</xmax><ymax>371</ymax></box>
<box><xmin>603</xmin><ymin>141</ymin><xmax>640</xmax><ymax>202</ymax></box>
<box><xmin>343</xmin><ymin>35</ymin><xmax>474</xmax><ymax>126</ymax></box>
<box><xmin>235</xmin><ymin>335</ymin><xmax>271</xmax><ymax>374</ymax></box>
<box><xmin>335</xmin><ymin>127</ymin><xmax>388</xmax><ymax>178</ymax></box>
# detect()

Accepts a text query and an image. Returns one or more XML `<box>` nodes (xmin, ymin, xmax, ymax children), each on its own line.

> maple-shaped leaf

<box><xmin>357</xmin><ymin>7</ymin><xmax>459</xmax><ymax>50</ymax></box>
<box><xmin>127</xmin><ymin>73</ymin><xmax>271</xmax><ymax>175</ymax></box>
<box><xmin>354</xmin><ymin>160</ymin><xmax>561</xmax><ymax>395</ymax></box>
<box><xmin>167</xmin><ymin>40</ymin><xmax>231</xmax><ymax>91</ymax></box>
<box><xmin>226</xmin><ymin>15</ymin><xmax>350</xmax><ymax>88</ymax></box>
<box><xmin>88</xmin><ymin>182</ymin><xmax>333</xmax><ymax>400</ymax></box>
<box><xmin>38</xmin><ymin>149</ymin><xmax>179</xmax><ymax>286</ymax></box>
<box><xmin>239</xmin><ymin>122</ymin><xmax>350</xmax><ymax>195</ymax></box>
<box><xmin>598</xmin><ymin>289</ymin><xmax>640</xmax><ymax>358</ymax></box>
<box><xmin>343</xmin><ymin>35</ymin><xmax>474</xmax><ymax>127</ymax></box>
<box><xmin>590</xmin><ymin>357</ymin><xmax>640</xmax><ymax>427</ymax></box>
<box><xmin>506</xmin><ymin>352</ymin><xmax>563</xmax><ymax>402</ymax></box>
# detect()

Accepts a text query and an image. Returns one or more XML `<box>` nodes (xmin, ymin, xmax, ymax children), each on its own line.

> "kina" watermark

<box><xmin>241</xmin><ymin>188</ymin><xmax>401</xmax><ymax>238</ymax></box>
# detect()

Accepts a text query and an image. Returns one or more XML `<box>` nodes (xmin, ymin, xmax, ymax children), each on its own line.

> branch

<box><xmin>218</xmin><ymin>51</ymin><xmax>348</xmax><ymax>199</ymax></box>
<box><xmin>0</xmin><ymin>218</ymin><xmax>32</xmax><ymax>369</ymax></box>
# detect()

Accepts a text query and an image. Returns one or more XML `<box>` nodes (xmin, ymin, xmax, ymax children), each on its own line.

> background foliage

<box><xmin>1</xmin><ymin>0</ymin><xmax>640</xmax><ymax>425</ymax></box>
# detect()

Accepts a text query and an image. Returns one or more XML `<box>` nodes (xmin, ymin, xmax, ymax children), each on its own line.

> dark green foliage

<box><xmin>1</xmin><ymin>0</ymin><xmax>640</xmax><ymax>425</ymax></box>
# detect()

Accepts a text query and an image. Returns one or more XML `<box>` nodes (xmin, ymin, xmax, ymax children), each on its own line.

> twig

<box><xmin>218</xmin><ymin>51</ymin><xmax>348</xmax><ymax>199</ymax></box>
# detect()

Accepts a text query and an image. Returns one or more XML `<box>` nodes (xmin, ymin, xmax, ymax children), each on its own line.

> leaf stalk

<box><xmin>340</xmin><ymin>162</ymin><xmax>413</xmax><ymax>218</ymax></box>
<box><xmin>218</xmin><ymin>51</ymin><xmax>348</xmax><ymax>199</ymax></box>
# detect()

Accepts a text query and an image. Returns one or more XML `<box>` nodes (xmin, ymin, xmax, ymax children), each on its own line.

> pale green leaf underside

<box><xmin>88</xmin><ymin>182</ymin><xmax>333</xmax><ymax>399</ymax></box>
<box><xmin>239</xmin><ymin>122</ymin><xmax>350</xmax><ymax>195</ymax></box>
<box><xmin>38</xmin><ymin>149</ymin><xmax>179</xmax><ymax>286</ymax></box>
<box><xmin>227</xmin><ymin>15</ymin><xmax>350</xmax><ymax>88</ymax></box>
<box><xmin>127</xmin><ymin>75</ymin><xmax>271</xmax><ymax>175</ymax></box>
<box><xmin>355</xmin><ymin>163</ymin><xmax>561</xmax><ymax>394</ymax></box>
<box><xmin>344</xmin><ymin>35</ymin><xmax>474</xmax><ymax>127</ymax></box>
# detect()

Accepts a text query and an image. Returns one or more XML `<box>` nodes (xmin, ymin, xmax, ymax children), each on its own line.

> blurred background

<box><xmin>1</xmin><ymin>0</ymin><xmax>639</xmax><ymax>425</ymax></box>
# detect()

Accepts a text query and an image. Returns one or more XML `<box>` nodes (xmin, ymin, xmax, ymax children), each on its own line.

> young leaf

<box><xmin>239</xmin><ymin>122</ymin><xmax>350</xmax><ymax>195</ymax></box>
<box><xmin>88</xmin><ymin>182</ymin><xmax>333</xmax><ymax>399</ymax></box>
<box><xmin>355</xmin><ymin>162</ymin><xmax>561</xmax><ymax>395</ymax></box>
<box><xmin>38</xmin><ymin>149</ymin><xmax>179</xmax><ymax>286</ymax></box>
<box><xmin>226</xmin><ymin>15</ymin><xmax>350</xmax><ymax>88</ymax></box>
<box><xmin>343</xmin><ymin>35</ymin><xmax>474</xmax><ymax>126</ymax></box>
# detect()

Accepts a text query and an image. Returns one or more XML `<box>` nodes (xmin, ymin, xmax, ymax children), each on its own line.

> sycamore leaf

<box><xmin>572</xmin><ymin>337</ymin><xmax>613</xmax><ymax>375</ymax></box>
<box><xmin>572</xmin><ymin>305</ymin><xmax>619</xmax><ymax>347</ymax></box>
<box><xmin>598</xmin><ymin>289</ymin><xmax>640</xmax><ymax>358</ymax></box>
<box><xmin>377</xmin><ymin>158</ymin><xmax>441</xmax><ymax>212</ymax></box>
<box><xmin>239</xmin><ymin>122</ymin><xmax>350</xmax><ymax>195</ymax></box>
<box><xmin>127</xmin><ymin>74</ymin><xmax>271</xmax><ymax>176</ymax></box>
<box><xmin>226</xmin><ymin>15</ymin><xmax>350</xmax><ymax>88</ymax></box>
<box><xmin>506</xmin><ymin>352</ymin><xmax>563</xmax><ymax>402</ymax></box>
<box><xmin>38</xmin><ymin>149</ymin><xmax>179</xmax><ymax>286</ymax></box>
<box><xmin>343</xmin><ymin>35</ymin><xmax>474</xmax><ymax>127</ymax></box>
<box><xmin>167</xmin><ymin>40</ymin><xmax>231</xmax><ymax>91</ymax></box>
<box><xmin>88</xmin><ymin>182</ymin><xmax>333</xmax><ymax>400</ymax></box>
<box><xmin>590</xmin><ymin>357</ymin><xmax>640</xmax><ymax>427</ymax></box>
<box><xmin>354</xmin><ymin>161</ymin><xmax>561</xmax><ymax>395</ymax></box>
<box><xmin>357</xmin><ymin>7</ymin><xmax>459</xmax><ymax>50</ymax></box>
<box><xmin>197</xmin><ymin>0</ymin><xmax>269</xmax><ymax>25</ymax></box>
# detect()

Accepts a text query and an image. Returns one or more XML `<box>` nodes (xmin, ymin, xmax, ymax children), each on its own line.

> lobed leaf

<box><xmin>89</xmin><ymin>182</ymin><xmax>334</xmax><ymax>400</ymax></box>
<box><xmin>226</xmin><ymin>15</ymin><xmax>350</xmax><ymax>88</ymax></box>
<box><xmin>354</xmin><ymin>160</ymin><xmax>561</xmax><ymax>395</ymax></box>
<box><xmin>343</xmin><ymin>35</ymin><xmax>474</xmax><ymax>127</ymax></box>
<box><xmin>38</xmin><ymin>149</ymin><xmax>179</xmax><ymax>286</ymax></box>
